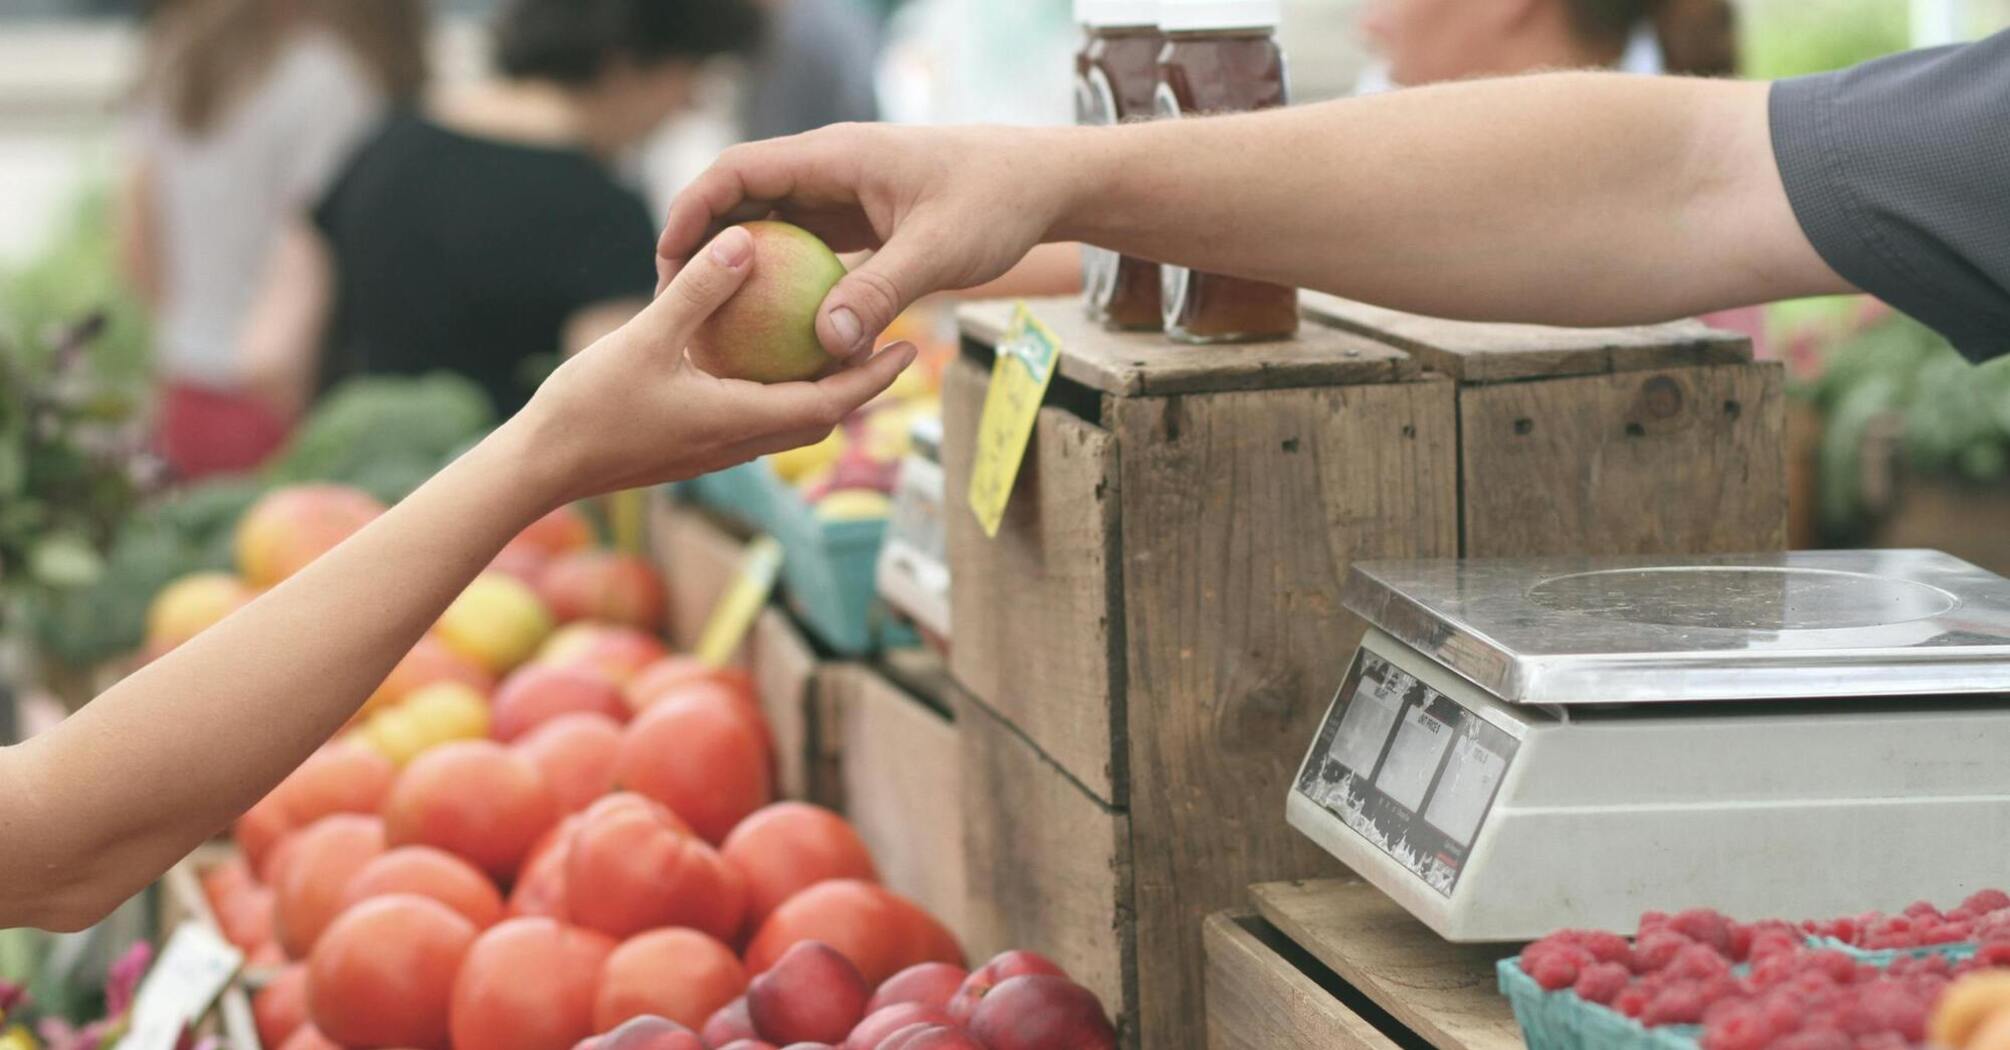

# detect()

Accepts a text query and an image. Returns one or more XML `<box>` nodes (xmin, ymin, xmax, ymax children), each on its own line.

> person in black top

<box><xmin>241</xmin><ymin>0</ymin><xmax>763</xmax><ymax>419</ymax></box>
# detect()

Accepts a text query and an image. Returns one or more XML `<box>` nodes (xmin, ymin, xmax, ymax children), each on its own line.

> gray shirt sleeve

<box><xmin>1770</xmin><ymin>31</ymin><xmax>2010</xmax><ymax>363</ymax></box>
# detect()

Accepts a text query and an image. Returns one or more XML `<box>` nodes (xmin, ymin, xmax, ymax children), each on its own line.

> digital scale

<box><xmin>1287</xmin><ymin>549</ymin><xmax>2010</xmax><ymax>942</ymax></box>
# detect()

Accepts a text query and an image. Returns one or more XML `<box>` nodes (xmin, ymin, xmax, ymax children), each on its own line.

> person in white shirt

<box><xmin>120</xmin><ymin>0</ymin><xmax>426</xmax><ymax>479</ymax></box>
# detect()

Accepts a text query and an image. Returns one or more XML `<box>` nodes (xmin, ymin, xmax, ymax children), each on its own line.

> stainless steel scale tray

<box><xmin>1342</xmin><ymin>550</ymin><xmax>2010</xmax><ymax>706</ymax></box>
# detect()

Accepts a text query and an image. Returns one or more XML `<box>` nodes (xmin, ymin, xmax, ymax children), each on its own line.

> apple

<box><xmin>690</xmin><ymin>222</ymin><xmax>847</xmax><ymax>383</ymax></box>
<box><xmin>945</xmin><ymin>951</ymin><xmax>1068</xmax><ymax>1026</ymax></box>
<box><xmin>748</xmin><ymin>942</ymin><xmax>870</xmax><ymax>1045</ymax></box>
<box><xmin>703</xmin><ymin>998</ymin><xmax>759</xmax><ymax>1046</ymax></box>
<box><xmin>843</xmin><ymin>1004</ymin><xmax>952</xmax><ymax>1050</ymax></box>
<box><xmin>967</xmin><ymin>976</ymin><xmax>1115</xmax><ymax>1050</ymax></box>
<box><xmin>867</xmin><ymin>964</ymin><xmax>967</xmax><ymax>1014</ymax></box>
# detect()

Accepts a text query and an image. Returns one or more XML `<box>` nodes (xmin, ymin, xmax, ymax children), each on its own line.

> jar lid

<box><xmin>1075</xmin><ymin>0</ymin><xmax>1158</xmax><ymax>26</ymax></box>
<box><xmin>1157</xmin><ymin>0</ymin><xmax>1280</xmax><ymax>30</ymax></box>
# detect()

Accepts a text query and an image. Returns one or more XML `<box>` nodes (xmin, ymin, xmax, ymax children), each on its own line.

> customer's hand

<box><xmin>656</xmin><ymin>123</ymin><xmax>1076</xmax><ymax>359</ymax></box>
<box><xmin>515</xmin><ymin>224</ymin><xmax>915</xmax><ymax>506</ymax></box>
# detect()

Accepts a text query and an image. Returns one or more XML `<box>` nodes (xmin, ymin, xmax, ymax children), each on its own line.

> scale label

<box><xmin>1296</xmin><ymin>650</ymin><xmax>1519</xmax><ymax>897</ymax></box>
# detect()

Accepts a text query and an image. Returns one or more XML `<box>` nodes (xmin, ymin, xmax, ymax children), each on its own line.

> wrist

<box><xmin>1044</xmin><ymin>124</ymin><xmax>1129</xmax><ymax>246</ymax></box>
<box><xmin>469</xmin><ymin>410</ymin><xmax>574</xmax><ymax>524</ymax></box>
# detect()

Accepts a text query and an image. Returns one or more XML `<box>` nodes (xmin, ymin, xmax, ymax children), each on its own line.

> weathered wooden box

<box><xmin>942</xmin><ymin>295</ymin><xmax>1783</xmax><ymax>1048</ymax></box>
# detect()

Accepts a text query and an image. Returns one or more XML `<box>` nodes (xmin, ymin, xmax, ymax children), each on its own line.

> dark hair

<box><xmin>492</xmin><ymin>0</ymin><xmax>765</xmax><ymax>85</ymax></box>
<box><xmin>1562</xmin><ymin>0</ymin><xmax>1737</xmax><ymax>77</ymax></box>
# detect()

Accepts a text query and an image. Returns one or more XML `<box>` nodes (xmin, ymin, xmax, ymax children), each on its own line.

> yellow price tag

<box><xmin>695</xmin><ymin>535</ymin><xmax>783</xmax><ymax>667</ymax></box>
<box><xmin>967</xmin><ymin>303</ymin><xmax>1062</xmax><ymax>539</ymax></box>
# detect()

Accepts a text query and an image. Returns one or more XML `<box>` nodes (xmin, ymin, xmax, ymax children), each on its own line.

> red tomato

<box><xmin>626</xmin><ymin>657</ymin><xmax>755</xmax><ymax>713</ymax></box>
<box><xmin>274</xmin><ymin>742</ymin><xmax>397</xmax><ymax>827</ymax></box>
<box><xmin>744</xmin><ymin>881</ymin><xmax>963</xmax><ymax>986</ymax></box>
<box><xmin>364</xmin><ymin>636</ymin><xmax>495</xmax><ymax>719</ymax></box>
<box><xmin>491</xmin><ymin>666</ymin><xmax>628</xmax><ymax>743</ymax></box>
<box><xmin>341</xmin><ymin>846</ymin><xmax>504</xmax><ymax>929</ymax></box>
<box><xmin>512</xmin><ymin>713</ymin><xmax>623</xmax><ymax>815</ymax></box>
<box><xmin>254</xmin><ymin>963</ymin><xmax>310</xmax><ymax>1049</ymax></box>
<box><xmin>508</xmin><ymin>816</ymin><xmax>578</xmax><ymax>920</ymax></box>
<box><xmin>309</xmin><ymin>895</ymin><xmax>476</xmax><ymax>1050</ymax></box>
<box><xmin>382</xmin><ymin>741</ymin><xmax>558</xmax><ymax>881</ymax></box>
<box><xmin>450</xmin><ymin>918</ymin><xmax>614</xmax><ymax>1050</ymax></box>
<box><xmin>615</xmin><ymin>694</ymin><xmax>771</xmax><ymax>843</ymax></box>
<box><xmin>278</xmin><ymin>1023</ymin><xmax>343</xmax><ymax>1050</ymax></box>
<box><xmin>536</xmin><ymin>551</ymin><xmax>666</xmax><ymax>631</ymax></box>
<box><xmin>565</xmin><ymin>792</ymin><xmax>744</xmax><ymax>942</ymax></box>
<box><xmin>594</xmin><ymin>928</ymin><xmax>747</xmax><ymax>1030</ymax></box>
<box><xmin>274</xmin><ymin>815</ymin><xmax>387</xmax><ymax>958</ymax></box>
<box><xmin>238</xmin><ymin>791</ymin><xmax>295</xmax><ymax>875</ymax></box>
<box><xmin>721</xmin><ymin>803</ymin><xmax>878</xmax><ymax>928</ymax></box>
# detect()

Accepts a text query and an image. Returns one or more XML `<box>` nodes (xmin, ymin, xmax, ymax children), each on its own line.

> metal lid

<box><xmin>1342</xmin><ymin>550</ymin><xmax>2010</xmax><ymax>706</ymax></box>
<box><xmin>1157</xmin><ymin>0</ymin><xmax>1279</xmax><ymax>31</ymax></box>
<box><xmin>1076</xmin><ymin>0</ymin><xmax>1157</xmax><ymax>26</ymax></box>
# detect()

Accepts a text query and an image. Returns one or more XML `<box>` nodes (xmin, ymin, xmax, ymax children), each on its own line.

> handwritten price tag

<box><xmin>967</xmin><ymin>304</ymin><xmax>1061</xmax><ymax>539</ymax></box>
<box><xmin>114</xmin><ymin>923</ymin><xmax>241</xmax><ymax>1050</ymax></box>
<box><xmin>695</xmin><ymin>535</ymin><xmax>783</xmax><ymax>667</ymax></box>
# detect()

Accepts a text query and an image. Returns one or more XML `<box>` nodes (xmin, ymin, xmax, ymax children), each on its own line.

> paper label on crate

<box><xmin>114</xmin><ymin>923</ymin><xmax>242</xmax><ymax>1050</ymax></box>
<box><xmin>967</xmin><ymin>303</ymin><xmax>1062</xmax><ymax>539</ymax></box>
<box><xmin>695</xmin><ymin>535</ymin><xmax>783</xmax><ymax>667</ymax></box>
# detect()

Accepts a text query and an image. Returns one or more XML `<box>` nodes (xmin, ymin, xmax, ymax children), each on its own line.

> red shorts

<box><xmin>155</xmin><ymin>381</ymin><xmax>290</xmax><ymax>480</ymax></box>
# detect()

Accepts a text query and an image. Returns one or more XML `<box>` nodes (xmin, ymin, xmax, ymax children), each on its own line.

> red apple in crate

<box><xmin>842</xmin><ymin>1003</ymin><xmax>952</xmax><ymax>1050</ymax></box>
<box><xmin>703</xmin><ymin>997</ymin><xmax>759</xmax><ymax>1046</ymax></box>
<box><xmin>748</xmin><ymin>942</ymin><xmax>871</xmax><ymax>1045</ymax></box>
<box><xmin>688</xmin><ymin>221</ymin><xmax>846</xmax><ymax>383</ymax></box>
<box><xmin>538</xmin><ymin>551</ymin><xmax>666</xmax><ymax>632</ymax></box>
<box><xmin>945</xmin><ymin>950</ymin><xmax>1067</xmax><ymax>1026</ymax></box>
<box><xmin>596</xmin><ymin>1015</ymin><xmax>705</xmax><ymax>1050</ymax></box>
<box><xmin>492</xmin><ymin>665</ymin><xmax>629</xmax><ymax>742</ymax></box>
<box><xmin>967</xmin><ymin>976</ymin><xmax>1116</xmax><ymax>1050</ymax></box>
<box><xmin>867</xmin><ymin>963</ymin><xmax>967</xmax><ymax>1014</ymax></box>
<box><xmin>876</xmin><ymin>1027</ymin><xmax>984</xmax><ymax>1050</ymax></box>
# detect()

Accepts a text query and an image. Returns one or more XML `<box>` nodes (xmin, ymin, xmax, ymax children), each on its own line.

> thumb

<box><xmin>636</xmin><ymin>225</ymin><xmax>755</xmax><ymax>345</ymax></box>
<box><xmin>815</xmin><ymin>232</ymin><xmax>947</xmax><ymax>358</ymax></box>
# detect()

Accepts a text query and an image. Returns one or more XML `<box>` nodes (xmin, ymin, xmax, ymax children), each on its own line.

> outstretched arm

<box><xmin>0</xmin><ymin>226</ymin><xmax>915</xmax><ymax>932</ymax></box>
<box><xmin>658</xmin><ymin>72</ymin><xmax>1849</xmax><ymax>358</ymax></box>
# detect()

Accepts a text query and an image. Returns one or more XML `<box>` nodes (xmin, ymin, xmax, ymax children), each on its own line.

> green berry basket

<box><xmin>1802</xmin><ymin>936</ymin><xmax>1979</xmax><ymax>966</ymax></box>
<box><xmin>1498</xmin><ymin>959</ymin><xmax>1704</xmax><ymax>1050</ymax></box>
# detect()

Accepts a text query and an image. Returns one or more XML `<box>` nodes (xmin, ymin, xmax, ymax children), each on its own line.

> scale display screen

<box><xmin>1295</xmin><ymin>649</ymin><xmax>1520</xmax><ymax>896</ymax></box>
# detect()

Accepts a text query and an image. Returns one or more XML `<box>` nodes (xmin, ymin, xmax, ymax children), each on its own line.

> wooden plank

<box><xmin>748</xmin><ymin>607</ymin><xmax>819</xmax><ymax>800</ymax></box>
<box><xmin>1252</xmin><ymin>880</ymin><xmax>1522</xmax><ymax>1050</ymax></box>
<box><xmin>1110</xmin><ymin>378</ymin><xmax>1461</xmax><ymax>1050</ymax></box>
<box><xmin>1459</xmin><ymin>363</ymin><xmax>1788</xmax><ymax>557</ymax></box>
<box><xmin>957</xmin><ymin>297</ymin><xmax>1416</xmax><ymax>397</ymax></box>
<box><xmin>957</xmin><ymin>685</ymin><xmax>1132</xmax><ymax>1038</ymax></box>
<box><xmin>1303</xmin><ymin>291</ymin><xmax>1751</xmax><ymax>383</ymax></box>
<box><xmin>942</xmin><ymin>356</ymin><xmax>1125</xmax><ymax>803</ymax></box>
<box><xmin>820</xmin><ymin>664</ymin><xmax>968</xmax><ymax>940</ymax></box>
<box><xmin>648</xmin><ymin>494</ymin><xmax>753</xmax><ymax>660</ymax></box>
<box><xmin>1204</xmin><ymin>913</ymin><xmax>1402</xmax><ymax>1050</ymax></box>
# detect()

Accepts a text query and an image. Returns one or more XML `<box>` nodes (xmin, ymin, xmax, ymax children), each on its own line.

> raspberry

<box><xmin>1970</xmin><ymin>941</ymin><xmax>2010</xmax><ymax>968</ymax></box>
<box><xmin>1639</xmin><ymin>910</ymin><xmax>1671</xmax><ymax>934</ymax></box>
<box><xmin>1635</xmin><ymin>930</ymin><xmax>1696</xmax><ymax>974</ymax></box>
<box><xmin>1573</xmin><ymin>962</ymin><xmax>1632</xmax><ymax>1005</ymax></box>
<box><xmin>1670</xmin><ymin>944</ymin><xmax>1735</xmax><ymax>982</ymax></box>
<box><xmin>1701</xmin><ymin>1009</ymin><xmax>1779</xmax><ymax>1050</ymax></box>
<box><xmin>1751</xmin><ymin>932</ymin><xmax>1804</xmax><ymax>962</ymax></box>
<box><xmin>1530</xmin><ymin>953</ymin><xmax>1581</xmax><ymax>991</ymax></box>
<box><xmin>1671</xmin><ymin>909</ymin><xmax>1737</xmax><ymax>955</ymax></box>
<box><xmin>1768</xmin><ymin>1029</ymin><xmax>1852</xmax><ymax>1050</ymax></box>
<box><xmin>1903</xmin><ymin>900</ymin><xmax>1941</xmax><ymax>920</ymax></box>
<box><xmin>1965</xmin><ymin>889</ymin><xmax>2010</xmax><ymax>915</ymax></box>
<box><xmin>1613</xmin><ymin>986</ymin><xmax>1652</xmax><ymax>1019</ymax></box>
<box><xmin>1809</xmin><ymin>951</ymin><xmax>1863</xmax><ymax>985</ymax></box>
<box><xmin>1853</xmin><ymin>1033</ymin><xmax>1910</xmax><ymax>1050</ymax></box>
<box><xmin>1642</xmin><ymin>982</ymin><xmax>1709</xmax><ymax>1026</ymax></box>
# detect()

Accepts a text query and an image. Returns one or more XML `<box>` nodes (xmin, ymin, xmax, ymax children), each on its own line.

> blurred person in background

<box><xmin>1355</xmin><ymin>0</ymin><xmax>1762</xmax><ymax>349</ymax></box>
<box><xmin>121</xmin><ymin>0</ymin><xmax>427</xmax><ymax>480</ymax></box>
<box><xmin>739</xmin><ymin>0</ymin><xmax>881</xmax><ymax>140</ymax></box>
<box><xmin>242</xmin><ymin>0</ymin><xmax>764</xmax><ymax>421</ymax></box>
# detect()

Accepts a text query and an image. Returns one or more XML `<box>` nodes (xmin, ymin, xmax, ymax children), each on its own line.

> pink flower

<box><xmin>0</xmin><ymin>979</ymin><xmax>26</xmax><ymax>1017</ymax></box>
<box><xmin>105</xmin><ymin>941</ymin><xmax>154</xmax><ymax>1019</ymax></box>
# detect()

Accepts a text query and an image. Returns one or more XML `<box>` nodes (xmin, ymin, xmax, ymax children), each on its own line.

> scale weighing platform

<box><xmin>1287</xmin><ymin>549</ymin><xmax>2010</xmax><ymax>943</ymax></box>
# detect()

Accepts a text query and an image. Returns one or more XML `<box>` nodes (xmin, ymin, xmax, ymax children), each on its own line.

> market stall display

<box><xmin>941</xmin><ymin>294</ymin><xmax>1780</xmax><ymax>1048</ymax></box>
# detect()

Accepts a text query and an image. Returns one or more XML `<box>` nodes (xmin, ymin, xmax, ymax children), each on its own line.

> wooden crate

<box><xmin>749</xmin><ymin>606</ymin><xmax>819</xmax><ymax>800</ymax></box>
<box><xmin>648</xmin><ymin>491</ymin><xmax>754</xmax><ymax>659</ymax></box>
<box><xmin>1204</xmin><ymin>879</ymin><xmax>1521</xmax><ymax>1050</ymax></box>
<box><xmin>943</xmin><ymin>296</ymin><xmax>1784</xmax><ymax>1049</ymax></box>
<box><xmin>812</xmin><ymin>656</ymin><xmax>968</xmax><ymax>941</ymax></box>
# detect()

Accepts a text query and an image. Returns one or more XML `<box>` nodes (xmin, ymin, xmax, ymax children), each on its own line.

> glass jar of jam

<box><xmin>1075</xmin><ymin>0</ymin><xmax>1164</xmax><ymax>330</ymax></box>
<box><xmin>1154</xmin><ymin>0</ymin><xmax>1299</xmax><ymax>343</ymax></box>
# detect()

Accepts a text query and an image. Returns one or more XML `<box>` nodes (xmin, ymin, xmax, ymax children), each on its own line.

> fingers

<box><xmin>637</xmin><ymin>225</ymin><xmax>755</xmax><ymax>345</ymax></box>
<box><xmin>721</xmin><ymin>342</ymin><xmax>918</xmax><ymax>440</ymax></box>
<box><xmin>815</xmin><ymin>234</ymin><xmax>950</xmax><ymax>359</ymax></box>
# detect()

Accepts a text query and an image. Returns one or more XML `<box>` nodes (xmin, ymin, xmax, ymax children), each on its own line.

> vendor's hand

<box><xmin>656</xmin><ymin>123</ymin><xmax>1075</xmax><ymax>359</ymax></box>
<box><xmin>516</xmin><ymin>225</ymin><xmax>915</xmax><ymax>506</ymax></box>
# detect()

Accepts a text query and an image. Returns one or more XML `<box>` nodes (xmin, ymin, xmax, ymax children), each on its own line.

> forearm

<box><xmin>1055</xmin><ymin>73</ymin><xmax>1846</xmax><ymax>325</ymax></box>
<box><xmin>0</xmin><ymin>420</ymin><xmax>557</xmax><ymax>929</ymax></box>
